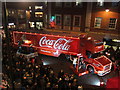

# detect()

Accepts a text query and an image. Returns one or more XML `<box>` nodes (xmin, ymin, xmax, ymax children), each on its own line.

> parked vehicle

<box><xmin>103</xmin><ymin>38</ymin><xmax>120</xmax><ymax>69</ymax></box>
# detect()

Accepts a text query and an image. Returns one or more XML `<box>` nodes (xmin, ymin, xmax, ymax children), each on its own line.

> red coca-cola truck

<box><xmin>12</xmin><ymin>31</ymin><xmax>112</xmax><ymax>76</ymax></box>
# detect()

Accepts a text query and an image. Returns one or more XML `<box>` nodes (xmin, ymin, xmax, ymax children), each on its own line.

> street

<box><xmin>41</xmin><ymin>54</ymin><xmax>119</xmax><ymax>87</ymax></box>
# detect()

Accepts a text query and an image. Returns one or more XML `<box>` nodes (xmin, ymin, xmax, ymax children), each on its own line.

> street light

<box><xmin>105</xmin><ymin>9</ymin><xmax>109</xmax><ymax>12</ymax></box>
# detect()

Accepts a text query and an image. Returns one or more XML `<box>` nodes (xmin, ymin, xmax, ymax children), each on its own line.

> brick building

<box><xmin>44</xmin><ymin>2</ymin><xmax>120</xmax><ymax>35</ymax></box>
<box><xmin>90</xmin><ymin>2</ymin><xmax>120</xmax><ymax>34</ymax></box>
<box><xmin>2</xmin><ymin>2</ymin><xmax>44</xmax><ymax>30</ymax></box>
<box><xmin>2</xmin><ymin>2</ymin><xmax>120</xmax><ymax>35</ymax></box>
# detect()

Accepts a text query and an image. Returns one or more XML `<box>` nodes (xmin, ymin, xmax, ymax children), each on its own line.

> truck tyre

<box><xmin>87</xmin><ymin>66</ymin><xmax>94</xmax><ymax>74</ymax></box>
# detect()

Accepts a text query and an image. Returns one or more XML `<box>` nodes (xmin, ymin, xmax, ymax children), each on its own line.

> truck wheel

<box><xmin>87</xmin><ymin>66</ymin><xmax>94</xmax><ymax>74</ymax></box>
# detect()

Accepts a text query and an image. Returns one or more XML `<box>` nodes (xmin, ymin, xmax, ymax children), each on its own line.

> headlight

<box><xmin>98</xmin><ymin>71</ymin><xmax>103</xmax><ymax>73</ymax></box>
<box><xmin>100</xmin><ymin>81</ymin><xmax>106</xmax><ymax>86</ymax></box>
<box><xmin>105</xmin><ymin>52</ymin><xmax>110</xmax><ymax>56</ymax></box>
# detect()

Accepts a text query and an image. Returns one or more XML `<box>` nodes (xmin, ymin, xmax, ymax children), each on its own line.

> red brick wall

<box><xmin>90</xmin><ymin>3</ymin><xmax>119</xmax><ymax>34</ymax></box>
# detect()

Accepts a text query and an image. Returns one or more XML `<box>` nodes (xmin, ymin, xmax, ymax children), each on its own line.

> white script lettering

<box><xmin>39</xmin><ymin>36</ymin><xmax>72</xmax><ymax>51</ymax></box>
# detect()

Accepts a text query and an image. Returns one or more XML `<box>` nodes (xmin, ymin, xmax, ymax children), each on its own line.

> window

<box><xmin>94</xmin><ymin>17</ymin><xmax>102</xmax><ymax>28</ymax></box>
<box><xmin>74</xmin><ymin>15</ymin><xmax>81</xmax><ymax>27</ymax></box>
<box><xmin>109</xmin><ymin>18</ymin><xmax>117</xmax><ymax>29</ymax></box>
<box><xmin>45</xmin><ymin>0</ymin><xmax>47</xmax><ymax>6</ymax></box>
<box><xmin>36</xmin><ymin>22</ymin><xmax>43</xmax><ymax>29</ymax></box>
<box><xmin>112</xmin><ymin>2</ymin><xmax>119</xmax><ymax>7</ymax></box>
<box><xmin>8</xmin><ymin>10</ymin><xmax>15</xmax><ymax>16</ymax></box>
<box><xmin>75</xmin><ymin>0</ymin><xmax>82</xmax><ymax>7</ymax></box>
<box><xmin>29</xmin><ymin>6</ymin><xmax>32</xmax><ymax>9</ymax></box>
<box><xmin>35</xmin><ymin>6</ymin><xmax>43</xmax><ymax>10</ymax></box>
<box><xmin>35</xmin><ymin>12</ymin><xmax>43</xmax><ymax>17</ymax></box>
<box><xmin>97</xmin><ymin>0</ymin><xmax>104</xmax><ymax>6</ymax></box>
<box><xmin>64</xmin><ymin>2</ymin><xmax>71</xmax><ymax>7</ymax></box>
<box><xmin>55</xmin><ymin>2</ymin><xmax>62</xmax><ymax>7</ymax></box>
<box><xmin>64</xmin><ymin>15</ymin><xmax>71</xmax><ymax>26</ymax></box>
<box><xmin>55</xmin><ymin>14</ymin><xmax>61</xmax><ymax>25</ymax></box>
<box><xmin>29</xmin><ymin>22</ymin><xmax>34</xmax><ymax>28</ymax></box>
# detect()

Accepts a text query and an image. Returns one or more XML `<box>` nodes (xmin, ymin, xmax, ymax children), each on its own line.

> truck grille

<box><xmin>104</xmin><ymin>64</ymin><xmax>110</xmax><ymax>71</ymax></box>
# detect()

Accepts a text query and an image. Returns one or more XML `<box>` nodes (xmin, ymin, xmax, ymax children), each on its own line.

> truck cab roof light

<box><xmin>87</xmin><ymin>37</ymin><xmax>92</xmax><ymax>40</ymax></box>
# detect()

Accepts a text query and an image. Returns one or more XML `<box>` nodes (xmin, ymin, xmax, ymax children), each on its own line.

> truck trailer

<box><xmin>12</xmin><ymin>31</ymin><xmax>112</xmax><ymax>76</ymax></box>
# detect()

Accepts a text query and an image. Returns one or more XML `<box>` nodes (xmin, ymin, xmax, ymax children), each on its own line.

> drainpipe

<box><xmin>85</xmin><ymin>2</ymin><xmax>92</xmax><ymax>32</ymax></box>
<box><xmin>47</xmin><ymin>2</ymin><xmax>51</xmax><ymax>28</ymax></box>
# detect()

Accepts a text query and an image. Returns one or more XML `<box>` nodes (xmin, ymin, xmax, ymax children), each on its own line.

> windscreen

<box><xmin>94</xmin><ymin>40</ymin><xmax>103</xmax><ymax>46</ymax></box>
<box><xmin>91</xmin><ymin>52</ymin><xmax>103</xmax><ymax>59</ymax></box>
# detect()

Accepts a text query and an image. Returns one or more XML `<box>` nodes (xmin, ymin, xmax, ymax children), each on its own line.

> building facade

<box><xmin>44</xmin><ymin>2</ymin><xmax>87</xmax><ymax>32</ymax></box>
<box><xmin>44</xmin><ymin>2</ymin><xmax>120</xmax><ymax>34</ymax></box>
<box><xmin>2</xmin><ymin>2</ymin><xmax>44</xmax><ymax>30</ymax></box>
<box><xmin>90</xmin><ymin>2</ymin><xmax>120</xmax><ymax>34</ymax></box>
<box><xmin>2</xmin><ymin>2</ymin><xmax>120</xmax><ymax>35</ymax></box>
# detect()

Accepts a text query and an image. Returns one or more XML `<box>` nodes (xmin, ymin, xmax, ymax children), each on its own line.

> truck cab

<box><xmin>79</xmin><ymin>36</ymin><xmax>104</xmax><ymax>58</ymax></box>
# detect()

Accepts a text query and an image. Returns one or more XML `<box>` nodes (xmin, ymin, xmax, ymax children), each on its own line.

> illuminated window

<box><xmin>109</xmin><ymin>18</ymin><xmax>117</xmax><ymax>29</ymax></box>
<box><xmin>29</xmin><ymin>6</ymin><xmax>32</xmax><ymax>9</ymax></box>
<box><xmin>94</xmin><ymin>17</ymin><xmax>102</xmax><ymax>28</ymax></box>
<box><xmin>35</xmin><ymin>12</ymin><xmax>43</xmax><ymax>17</ymax></box>
<box><xmin>56</xmin><ymin>2</ymin><xmax>62</xmax><ymax>7</ymax></box>
<box><xmin>75</xmin><ymin>0</ymin><xmax>82</xmax><ymax>7</ymax></box>
<box><xmin>36</xmin><ymin>22</ymin><xmax>43</xmax><ymax>29</ymax></box>
<box><xmin>97</xmin><ymin>0</ymin><xmax>104</xmax><ymax>6</ymax></box>
<box><xmin>29</xmin><ymin>22</ymin><xmax>34</xmax><ymax>28</ymax></box>
<box><xmin>64</xmin><ymin>2</ymin><xmax>71</xmax><ymax>7</ymax></box>
<box><xmin>55</xmin><ymin>14</ymin><xmax>61</xmax><ymax>25</ymax></box>
<box><xmin>64</xmin><ymin>15</ymin><xmax>71</xmax><ymax>26</ymax></box>
<box><xmin>35</xmin><ymin>12</ymin><xmax>43</xmax><ymax>14</ymax></box>
<box><xmin>8</xmin><ymin>23</ymin><xmax>16</xmax><ymax>29</ymax></box>
<box><xmin>45</xmin><ymin>0</ymin><xmax>47</xmax><ymax>6</ymax></box>
<box><xmin>8</xmin><ymin>10</ymin><xmax>15</xmax><ymax>16</ymax></box>
<box><xmin>35</xmin><ymin>6</ymin><xmax>43</xmax><ymax>10</ymax></box>
<box><xmin>74</xmin><ymin>15</ymin><xmax>81</xmax><ymax>27</ymax></box>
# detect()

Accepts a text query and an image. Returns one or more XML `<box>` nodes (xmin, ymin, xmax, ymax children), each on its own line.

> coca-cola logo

<box><xmin>39</xmin><ymin>36</ymin><xmax>72</xmax><ymax>51</ymax></box>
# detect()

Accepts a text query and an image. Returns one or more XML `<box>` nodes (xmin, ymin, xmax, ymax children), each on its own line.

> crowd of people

<box><xmin>103</xmin><ymin>46</ymin><xmax>120</xmax><ymax>70</ymax></box>
<box><xmin>2</xmin><ymin>34</ymin><xmax>120</xmax><ymax>89</ymax></box>
<box><xmin>2</xmin><ymin>39</ymin><xmax>82</xmax><ymax>90</ymax></box>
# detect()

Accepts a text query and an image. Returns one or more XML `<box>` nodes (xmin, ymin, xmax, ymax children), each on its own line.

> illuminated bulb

<box><xmin>87</xmin><ymin>37</ymin><xmax>91</xmax><ymax>40</ymax></box>
<box><xmin>105</xmin><ymin>9</ymin><xmax>109</xmax><ymax>12</ymax></box>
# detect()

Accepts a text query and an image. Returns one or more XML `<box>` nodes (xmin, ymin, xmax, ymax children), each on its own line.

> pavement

<box><xmin>44</xmin><ymin>28</ymin><xmax>120</xmax><ymax>41</ymax></box>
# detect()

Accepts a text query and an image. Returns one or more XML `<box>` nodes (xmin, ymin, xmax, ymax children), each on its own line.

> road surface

<box><xmin>41</xmin><ymin>54</ymin><xmax>119</xmax><ymax>87</ymax></box>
